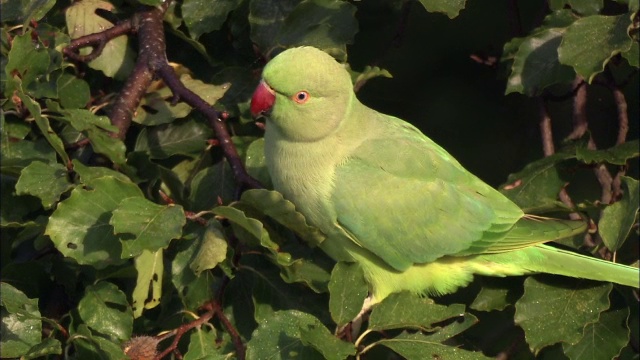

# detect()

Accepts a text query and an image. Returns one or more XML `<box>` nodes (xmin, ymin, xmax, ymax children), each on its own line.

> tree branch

<box><xmin>63</xmin><ymin>3</ymin><xmax>262</xmax><ymax>189</ymax></box>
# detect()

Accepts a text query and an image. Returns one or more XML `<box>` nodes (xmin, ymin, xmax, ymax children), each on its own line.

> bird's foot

<box><xmin>337</xmin><ymin>295</ymin><xmax>375</xmax><ymax>340</ymax></box>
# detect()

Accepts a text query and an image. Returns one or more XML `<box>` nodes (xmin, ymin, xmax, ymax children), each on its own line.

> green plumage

<box><xmin>253</xmin><ymin>46</ymin><xmax>639</xmax><ymax>305</ymax></box>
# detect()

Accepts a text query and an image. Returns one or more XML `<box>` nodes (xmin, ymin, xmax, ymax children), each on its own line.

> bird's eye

<box><xmin>293</xmin><ymin>91</ymin><xmax>310</xmax><ymax>104</ymax></box>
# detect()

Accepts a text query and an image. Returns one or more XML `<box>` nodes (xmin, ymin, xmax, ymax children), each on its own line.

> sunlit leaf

<box><xmin>77</xmin><ymin>282</ymin><xmax>133</xmax><ymax>341</ymax></box>
<box><xmin>190</xmin><ymin>221</ymin><xmax>228</xmax><ymax>275</ymax></box>
<box><xmin>65</xmin><ymin>0</ymin><xmax>135</xmax><ymax>80</ymax></box>
<box><xmin>15</xmin><ymin>161</ymin><xmax>73</xmax><ymax>209</ymax></box>
<box><xmin>515</xmin><ymin>277</ymin><xmax>612</xmax><ymax>353</ymax></box>
<box><xmin>0</xmin><ymin>283</ymin><xmax>42</xmax><ymax>358</ymax></box>
<box><xmin>131</xmin><ymin>249</ymin><xmax>163</xmax><ymax>318</ymax></box>
<box><xmin>45</xmin><ymin>176</ymin><xmax>143</xmax><ymax>269</ymax></box>
<box><xmin>558</xmin><ymin>14</ymin><xmax>634</xmax><ymax>82</ymax></box>
<box><xmin>111</xmin><ymin>196</ymin><xmax>185</xmax><ymax>258</ymax></box>
<box><xmin>506</xmin><ymin>28</ymin><xmax>575</xmax><ymax>96</ymax></box>
<box><xmin>416</xmin><ymin>0</ymin><xmax>466</xmax><ymax>18</ymax></box>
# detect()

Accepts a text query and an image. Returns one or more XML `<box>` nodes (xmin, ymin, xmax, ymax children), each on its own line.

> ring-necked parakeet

<box><xmin>250</xmin><ymin>46</ymin><xmax>639</xmax><ymax>306</ymax></box>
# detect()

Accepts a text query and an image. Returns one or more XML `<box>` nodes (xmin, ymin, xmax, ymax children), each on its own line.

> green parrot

<box><xmin>249</xmin><ymin>46</ymin><xmax>639</xmax><ymax>308</ymax></box>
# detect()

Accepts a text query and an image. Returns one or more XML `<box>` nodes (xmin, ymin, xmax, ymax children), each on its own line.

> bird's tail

<box><xmin>474</xmin><ymin>244</ymin><xmax>639</xmax><ymax>288</ymax></box>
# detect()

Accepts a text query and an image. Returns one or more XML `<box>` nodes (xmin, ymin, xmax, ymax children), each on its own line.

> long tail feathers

<box><xmin>527</xmin><ymin>244</ymin><xmax>639</xmax><ymax>288</ymax></box>
<box><xmin>475</xmin><ymin>244</ymin><xmax>639</xmax><ymax>288</ymax></box>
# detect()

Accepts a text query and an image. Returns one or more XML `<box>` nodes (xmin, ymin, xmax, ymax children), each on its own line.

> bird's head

<box><xmin>250</xmin><ymin>47</ymin><xmax>354</xmax><ymax>142</ymax></box>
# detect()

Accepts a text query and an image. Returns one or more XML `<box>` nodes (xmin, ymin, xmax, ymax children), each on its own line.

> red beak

<box><xmin>250</xmin><ymin>80</ymin><xmax>276</xmax><ymax>117</ymax></box>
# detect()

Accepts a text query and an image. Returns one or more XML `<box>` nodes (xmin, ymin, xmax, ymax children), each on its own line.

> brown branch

<box><xmin>611</xmin><ymin>86</ymin><xmax>629</xmax><ymax>146</ymax></box>
<box><xmin>155</xmin><ymin>63</ymin><xmax>262</xmax><ymax>189</ymax></box>
<box><xmin>152</xmin><ymin>303</ymin><xmax>216</xmax><ymax>360</ymax></box>
<box><xmin>109</xmin><ymin>58</ymin><xmax>154</xmax><ymax>139</ymax></box>
<box><xmin>566</xmin><ymin>77</ymin><xmax>588</xmax><ymax>140</ymax></box>
<box><xmin>538</xmin><ymin>99</ymin><xmax>582</xmax><ymax>221</ymax></box>
<box><xmin>63</xmin><ymin>3</ymin><xmax>262</xmax><ymax>190</ymax></box>
<box><xmin>63</xmin><ymin>20</ymin><xmax>134</xmax><ymax>62</ymax></box>
<box><xmin>212</xmin><ymin>300</ymin><xmax>246</xmax><ymax>360</ymax></box>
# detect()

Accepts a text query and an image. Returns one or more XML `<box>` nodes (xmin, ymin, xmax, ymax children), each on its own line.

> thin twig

<box><xmin>153</xmin><ymin>304</ymin><xmax>216</xmax><ymax>360</ymax></box>
<box><xmin>212</xmin><ymin>301</ymin><xmax>246</xmax><ymax>360</ymax></box>
<box><xmin>538</xmin><ymin>99</ymin><xmax>582</xmax><ymax>221</ymax></box>
<box><xmin>63</xmin><ymin>20</ymin><xmax>134</xmax><ymax>62</ymax></box>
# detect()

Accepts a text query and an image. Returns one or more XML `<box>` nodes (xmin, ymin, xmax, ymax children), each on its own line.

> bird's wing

<box><xmin>331</xmin><ymin>115</ymin><xmax>547</xmax><ymax>271</ymax></box>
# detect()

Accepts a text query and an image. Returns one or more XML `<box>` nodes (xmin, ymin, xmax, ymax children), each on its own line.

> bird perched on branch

<box><xmin>250</xmin><ymin>46</ymin><xmax>639</xmax><ymax>311</ymax></box>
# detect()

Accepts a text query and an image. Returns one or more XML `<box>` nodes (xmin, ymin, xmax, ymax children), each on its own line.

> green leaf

<box><xmin>4</xmin><ymin>30</ymin><xmax>50</xmax><ymax>96</ymax></box>
<box><xmin>131</xmin><ymin>249</ymin><xmax>164</xmax><ymax>318</ymax></box>
<box><xmin>183</xmin><ymin>328</ymin><xmax>227</xmax><ymax>360</ymax></box>
<box><xmin>369</xmin><ymin>292</ymin><xmax>466</xmax><ymax>332</ymax></box>
<box><xmin>240</xmin><ymin>189</ymin><xmax>326</xmax><ymax>247</ymax></box>
<box><xmin>182</xmin><ymin>0</ymin><xmax>243</xmax><ymax>39</ymax></box>
<box><xmin>563</xmin><ymin>306</ymin><xmax>630</xmax><ymax>360</ymax></box>
<box><xmin>45</xmin><ymin>176</ymin><xmax>143</xmax><ymax>269</ymax></box>
<box><xmin>111</xmin><ymin>197</ymin><xmax>185</xmax><ymax>258</ymax></box>
<box><xmin>500</xmin><ymin>153</ymin><xmax>575</xmax><ymax>212</ymax></box>
<box><xmin>68</xmin><ymin>324</ymin><xmax>128</xmax><ymax>359</ymax></box>
<box><xmin>242</xmin><ymin>138</ymin><xmax>272</xmax><ymax>188</ymax></box>
<box><xmin>77</xmin><ymin>282</ymin><xmax>133</xmax><ymax>341</ymax></box>
<box><xmin>233</xmin><ymin>255</ymin><xmax>330</xmax><ymax>325</ymax></box>
<box><xmin>375</xmin><ymin>331</ymin><xmax>490</xmax><ymax>360</ymax></box>
<box><xmin>278</xmin><ymin>251</ymin><xmax>333</xmax><ymax>294</ymax></box>
<box><xmin>57</xmin><ymin>73</ymin><xmax>91</xmax><ymax>109</ymax></box>
<box><xmin>188</xmin><ymin>160</ymin><xmax>237</xmax><ymax>211</ymax></box>
<box><xmin>0</xmin><ymin>283</ymin><xmax>42</xmax><ymax>358</ymax></box>
<box><xmin>0</xmin><ymin>135</ymin><xmax>56</xmax><ymax>177</ymax></box>
<box><xmin>170</xmin><ymin>230</ymin><xmax>217</xmax><ymax>311</ymax></box>
<box><xmin>416</xmin><ymin>0</ymin><xmax>466</xmax><ymax>18</ymax></box>
<box><xmin>622</xmin><ymin>41</ymin><xmax>639</xmax><ymax>67</ymax></box>
<box><xmin>135</xmin><ymin>119</ymin><xmax>212</xmax><ymax>159</ymax></box>
<box><xmin>514</xmin><ymin>277</ymin><xmax>612</xmax><ymax>353</ymax></box>
<box><xmin>246</xmin><ymin>310</ymin><xmax>354</xmax><ymax>360</ymax></box>
<box><xmin>72</xmin><ymin>159</ymin><xmax>132</xmax><ymax>186</ymax></box>
<box><xmin>328</xmin><ymin>262</ymin><xmax>367</xmax><ymax>326</ymax></box>
<box><xmin>298</xmin><ymin>318</ymin><xmax>357</xmax><ymax>360</ymax></box>
<box><xmin>18</xmin><ymin>90</ymin><xmax>70</xmax><ymax>165</ymax></box>
<box><xmin>65</xmin><ymin>0</ymin><xmax>135</xmax><ymax>80</ymax></box>
<box><xmin>506</xmin><ymin>28</ymin><xmax>575</xmax><ymax>96</ymax></box>
<box><xmin>276</xmin><ymin>0</ymin><xmax>358</xmax><ymax>61</ymax></box>
<box><xmin>190</xmin><ymin>221</ymin><xmax>228</xmax><ymax>276</ymax></box>
<box><xmin>0</xmin><ymin>176</ymin><xmax>42</xmax><ymax>225</ymax></box>
<box><xmin>599</xmin><ymin>176</ymin><xmax>639</xmax><ymax>252</ymax></box>
<box><xmin>558</xmin><ymin>14</ymin><xmax>634</xmax><ymax>83</ymax></box>
<box><xmin>350</xmin><ymin>65</ymin><xmax>393</xmax><ymax>92</ymax></box>
<box><xmin>249</xmin><ymin>0</ymin><xmax>358</xmax><ymax>61</ymax></box>
<box><xmin>249</xmin><ymin>0</ymin><xmax>303</xmax><ymax>58</ymax></box>
<box><xmin>1</xmin><ymin>0</ymin><xmax>56</xmax><ymax>24</ymax></box>
<box><xmin>568</xmin><ymin>0</ymin><xmax>604</xmax><ymax>15</ymax></box>
<box><xmin>213</xmin><ymin>205</ymin><xmax>278</xmax><ymax>250</ymax></box>
<box><xmin>470</xmin><ymin>278</ymin><xmax>521</xmax><ymax>312</ymax></box>
<box><xmin>576</xmin><ymin>140</ymin><xmax>640</xmax><ymax>165</ymax></box>
<box><xmin>51</xmin><ymin>107</ymin><xmax>118</xmax><ymax>133</ymax></box>
<box><xmin>86</xmin><ymin>126</ymin><xmax>128</xmax><ymax>165</ymax></box>
<box><xmin>15</xmin><ymin>161</ymin><xmax>73</xmax><ymax>209</ymax></box>
<box><xmin>21</xmin><ymin>337</ymin><xmax>62</xmax><ymax>360</ymax></box>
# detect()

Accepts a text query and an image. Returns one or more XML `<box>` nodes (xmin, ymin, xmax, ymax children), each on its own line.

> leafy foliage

<box><xmin>1</xmin><ymin>0</ymin><xmax>638</xmax><ymax>359</ymax></box>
